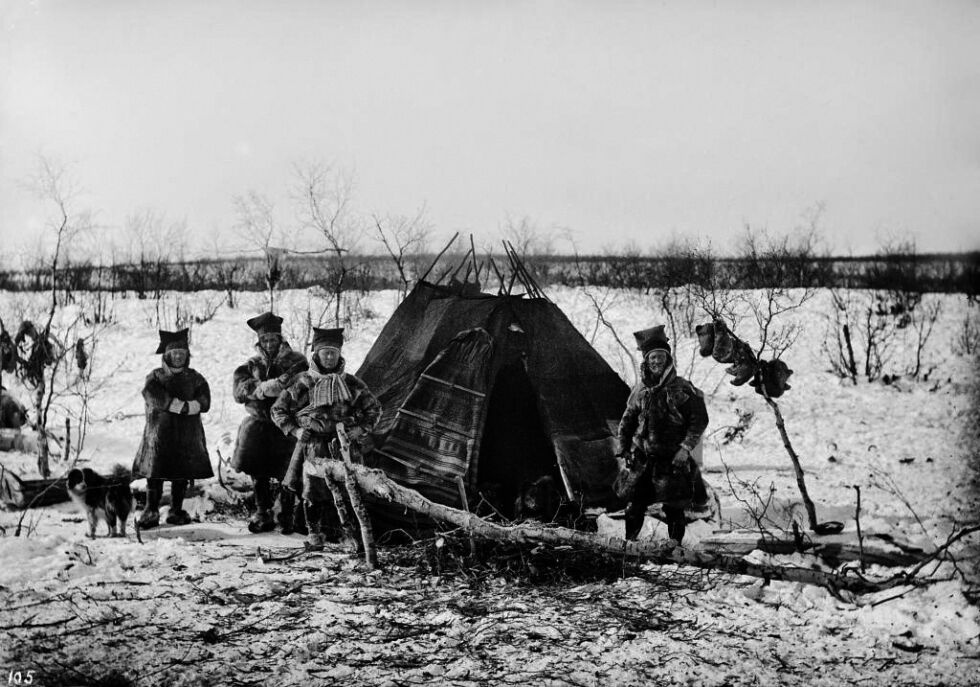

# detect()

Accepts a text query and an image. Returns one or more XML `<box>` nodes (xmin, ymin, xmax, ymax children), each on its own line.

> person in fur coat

<box><xmin>271</xmin><ymin>327</ymin><xmax>381</xmax><ymax>547</ymax></box>
<box><xmin>617</xmin><ymin>325</ymin><xmax>709</xmax><ymax>544</ymax></box>
<box><xmin>231</xmin><ymin>312</ymin><xmax>309</xmax><ymax>534</ymax></box>
<box><xmin>133</xmin><ymin>329</ymin><xmax>213</xmax><ymax>528</ymax></box>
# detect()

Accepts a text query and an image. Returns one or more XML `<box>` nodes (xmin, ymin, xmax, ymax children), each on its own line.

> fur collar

<box><xmin>160</xmin><ymin>356</ymin><xmax>190</xmax><ymax>376</ymax></box>
<box><xmin>252</xmin><ymin>339</ymin><xmax>295</xmax><ymax>365</ymax></box>
<box><xmin>640</xmin><ymin>360</ymin><xmax>676</xmax><ymax>390</ymax></box>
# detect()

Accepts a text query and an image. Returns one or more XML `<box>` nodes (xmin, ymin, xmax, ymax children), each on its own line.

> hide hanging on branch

<box><xmin>0</xmin><ymin>325</ymin><xmax>16</xmax><ymax>374</ymax></box>
<box><xmin>74</xmin><ymin>339</ymin><xmax>88</xmax><ymax>373</ymax></box>
<box><xmin>9</xmin><ymin>319</ymin><xmax>65</xmax><ymax>479</ymax></box>
<box><xmin>15</xmin><ymin>321</ymin><xmax>58</xmax><ymax>388</ymax></box>
<box><xmin>699</xmin><ymin>319</ymin><xmax>793</xmax><ymax>397</ymax></box>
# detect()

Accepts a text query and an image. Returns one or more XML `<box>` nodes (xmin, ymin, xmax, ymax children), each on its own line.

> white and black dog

<box><xmin>66</xmin><ymin>465</ymin><xmax>134</xmax><ymax>538</ymax></box>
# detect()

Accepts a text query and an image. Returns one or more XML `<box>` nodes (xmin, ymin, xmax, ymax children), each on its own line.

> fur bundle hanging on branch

<box><xmin>14</xmin><ymin>321</ymin><xmax>59</xmax><ymax>388</ymax></box>
<box><xmin>74</xmin><ymin>339</ymin><xmax>88</xmax><ymax>373</ymax></box>
<box><xmin>696</xmin><ymin>319</ymin><xmax>793</xmax><ymax>397</ymax></box>
<box><xmin>0</xmin><ymin>326</ymin><xmax>16</xmax><ymax>374</ymax></box>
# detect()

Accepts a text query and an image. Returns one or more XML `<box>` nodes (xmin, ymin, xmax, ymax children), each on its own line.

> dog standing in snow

<box><xmin>66</xmin><ymin>465</ymin><xmax>134</xmax><ymax>538</ymax></box>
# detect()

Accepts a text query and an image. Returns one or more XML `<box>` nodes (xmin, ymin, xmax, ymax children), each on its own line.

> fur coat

<box><xmin>230</xmin><ymin>341</ymin><xmax>308</xmax><ymax>478</ymax></box>
<box><xmin>132</xmin><ymin>359</ymin><xmax>213</xmax><ymax>480</ymax></box>
<box><xmin>617</xmin><ymin>362</ymin><xmax>709</xmax><ymax>462</ymax></box>
<box><xmin>271</xmin><ymin>357</ymin><xmax>381</xmax><ymax>495</ymax></box>
<box><xmin>617</xmin><ymin>361</ymin><xmax>709</xmax><ymax>509</ymax></box>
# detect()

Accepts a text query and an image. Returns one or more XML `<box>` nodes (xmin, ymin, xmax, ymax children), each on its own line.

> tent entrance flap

<box><xmin>478</xmin><ymin>361</ymin><xmax>557</xmax><ymax>517</ymax></box>
<box><xmin>372</xmin><ymin>328</ymin><xmax>493</xmax><ymax>507</ymax></box>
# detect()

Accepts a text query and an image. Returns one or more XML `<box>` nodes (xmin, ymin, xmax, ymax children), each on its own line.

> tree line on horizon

<box><xmin>0</xmin><ymin>243</ymin><xmax>975</xmax><ymax>299</ymax></box>
<box><xmin>5</xmin><ymin>155</ymin><xmax>976</xmax><ymax>301</ymax></box>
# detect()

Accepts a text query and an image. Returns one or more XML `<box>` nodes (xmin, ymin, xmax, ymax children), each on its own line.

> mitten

<box><xmin>257</xmin><ymin>379</ymin><xmax>283</xmax><ymax>398</ymax></box>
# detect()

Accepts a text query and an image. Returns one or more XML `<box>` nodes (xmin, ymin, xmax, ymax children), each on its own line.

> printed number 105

<box><xmin>7</xmin><ymin>671</ymin><xmax>35</xmax><ymax>685</ymax></box>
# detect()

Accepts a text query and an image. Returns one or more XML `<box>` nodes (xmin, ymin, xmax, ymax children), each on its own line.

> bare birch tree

<box><xmin>233</xmin><ymin>191</ymin><xmax>289</xmax><ymax>311</ymax></box>
<box><xmin>373</xmin><ymin>205</ymin><xmax>432</xmax><ymax>299</ymax></box>
<box><xmin>293</xmin><ymin>161</ymin><xmax>362</xmax><ymax>326</ymax></box>
<box><xmin>22</xmin><ymin>156</ymin><xmax>93</xmax><ymax>477</ymax></box>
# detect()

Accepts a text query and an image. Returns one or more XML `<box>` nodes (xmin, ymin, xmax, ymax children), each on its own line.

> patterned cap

<box><xmin>246</xmin><ymin>312</ymin><xmax>283</xmax><ymax>335</ymax></box>
<box><xmin>311</xmin><ymin>327</ymin><xmax>344</xmax><ymax>351</ymax></box>
<box><xmin>633</xmin><ymin>325</ymin><xmax>670</xmax><ymax>355</ymax></box>
<box><xmin>155</xmin><ymin>329</ymin><xmax>189</xmax><ymax>354</ymax></box>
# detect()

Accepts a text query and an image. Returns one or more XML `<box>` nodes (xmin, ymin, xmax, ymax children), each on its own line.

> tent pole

<box><xmin>419</xmin><ymin>231</ymin><xmax>459</xmax><ymax>284</ymax></box>
<box><xmin>554</xmin><ymin>453</ymin><xmax>577</xmax><ymax>502</ymax></box>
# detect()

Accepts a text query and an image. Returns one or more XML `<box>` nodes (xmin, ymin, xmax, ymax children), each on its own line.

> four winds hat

<box><xmin>633</xmin><ymin>325</ymin><xmax>670</xmax><ymax>355</ymax></box>
<box><xmin>155</xmin><ymin>328</ymin><xmax>190</xmax><ymax>354</ymax></box>
<box><xmin>311</xmin><ymin>327</ymin><xmax>344</xmax><ymax>351</ymax></box>
<box><xmin>246</xmin><ymin>312</ymin><xmax>283</xmax><ymax>335</ymax></box>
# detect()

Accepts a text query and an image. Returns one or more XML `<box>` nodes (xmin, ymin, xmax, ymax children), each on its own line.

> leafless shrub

<box><xmin>79</xmin><ymin>289</ymin><xmax>116</xmax><ymax>326</ymax></box>
<box><xmin>694</xmin><ymin>222</ymin><xmax>826</xmax><ymax>530</ymax></box>
<box><xmin>374</xmin><ymin>206</ymin><xmax>432</xmax><ymax>300</ymax></box>
<box><xmin>953</xmin><ymin>306</ymin><xmax>980</xmax><ymax>357</ymax></box>
<box><xmin>293</xmin><ymin>160</ymin><xmax>367</xmax><ymax>326</ymax></box>
<box><xmin>688</xmin><ymin>241</ymin><xmax>740</xmax><ymax>326</ymax></box>
<box><xmin>501</xmin><ymin>215</ymin><xmax>557</xmax><ymax>286</ymax></box>
<box><xmin>14</xmin><ymin>156</ymin><xmax>99</xmax><ymax>476</ymax></box>
<box><xmin>650</xmin><ymin>238</ymin><xmax>701</xmax><ymax>345</ymax></box>
<box><xmin>734</xmin><ymin>224</ymin><xmax>822</xmax><ymax>360</ymax></box>
<box><xmin>214</xmin><ymin>260</ymin><xmax>244</xmax><ymax>309</ymax></box>
<box><xmin>124</xmin><ymin>208</ymin><xmax>188</xmax><ymax>300</ymax></box>
<box><xmin>825</xmin><ymin>273</ymin><xmax>943</xmax><ymax>384</ymax></box>
<box><xmin>860</xmin><ymin>294</ymin><xmax>901</xmax><ymax>382</ymax></box>
<box><xmin>603</xmin><ymin>241</ymin><xmax>652</xmax><ymax>293</ymax></box>
<box><xmin>823</xmin><ymin>288</ymin><xmax>858</xmax><ymax>383</ymax></box>
<box><xmin>906</xmin><ymin>295</ymin><xmax>942</xmax><ymax>380</ymax></box>
<box><xmin>720</xmin><ymin>407</ymin><xmax>754</xmax><ymax>445</ymax></box>
<box><xmin>233</xmin><ymin>191</ymin><xmax>292</xmax><ymax>311</ymax></box>
<box><xmin>146</xmin><ymin>292</ymin><xmax>224</xmax><ymax>331</ymax></box>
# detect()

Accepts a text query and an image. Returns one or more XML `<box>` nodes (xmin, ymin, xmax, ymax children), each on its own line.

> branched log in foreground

<box><xmin>316</xmin><ymin>458</ymin><xmax>978</xmax><ymax>596</ymax></box>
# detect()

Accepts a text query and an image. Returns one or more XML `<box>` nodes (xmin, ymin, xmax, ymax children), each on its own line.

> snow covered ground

<box><xmin>1</xmin><ymin>286</ymin><xmax>977</xmax><ymax>686</ymax></box>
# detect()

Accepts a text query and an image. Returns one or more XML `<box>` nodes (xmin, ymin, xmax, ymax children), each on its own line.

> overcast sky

<box><xmin>1</xmin><ymin>0</ymin><xmax>978</xmax><ymax>260</ymax></box>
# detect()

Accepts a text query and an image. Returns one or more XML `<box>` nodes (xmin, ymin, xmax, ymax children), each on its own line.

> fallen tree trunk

<box><xmin>315</xmin><ymin>459</ymin><xmax>950</xmax><ymax>596</ymax></box>
<box><xmin>696</xmin><ymin>531</ymin><xmax>928</xmax><ymax>568</ymax></box>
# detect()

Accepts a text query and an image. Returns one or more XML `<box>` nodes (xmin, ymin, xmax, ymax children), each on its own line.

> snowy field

<box><xmin>1</xmin><ymin>286</ymin><xmax>978</xmax><ymax>686</ymax></box>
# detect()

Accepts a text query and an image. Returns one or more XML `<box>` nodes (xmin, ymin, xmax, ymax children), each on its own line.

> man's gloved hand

<box><xmin>293</xmin><ymin>427</ymin><xmax>312</xmax><ymax>442</ymax></box>
<box><xmin>672</xmin><ymin>447</ymin><xmax>691</xmax><ymax>472</ymax></box>
<box><xmin>256</xmin><ymin>379</ymin><xmax>283</xmax><ymax>398</ymax></box>
<box><xmin>168</xmin><ymin>398</ymin><xmax>187</xmax><ymax>414</ymax></box>
<box><xmin>185</xmin><ymin>400</ymin><xmax>202</xmax><ymax>415</ymax></box>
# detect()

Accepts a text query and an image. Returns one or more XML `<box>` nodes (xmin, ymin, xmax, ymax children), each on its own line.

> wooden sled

<box><xmin>0</xmin><ymin>462</ymin><xmax>69</xmax><ymax>509</ymax></box>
